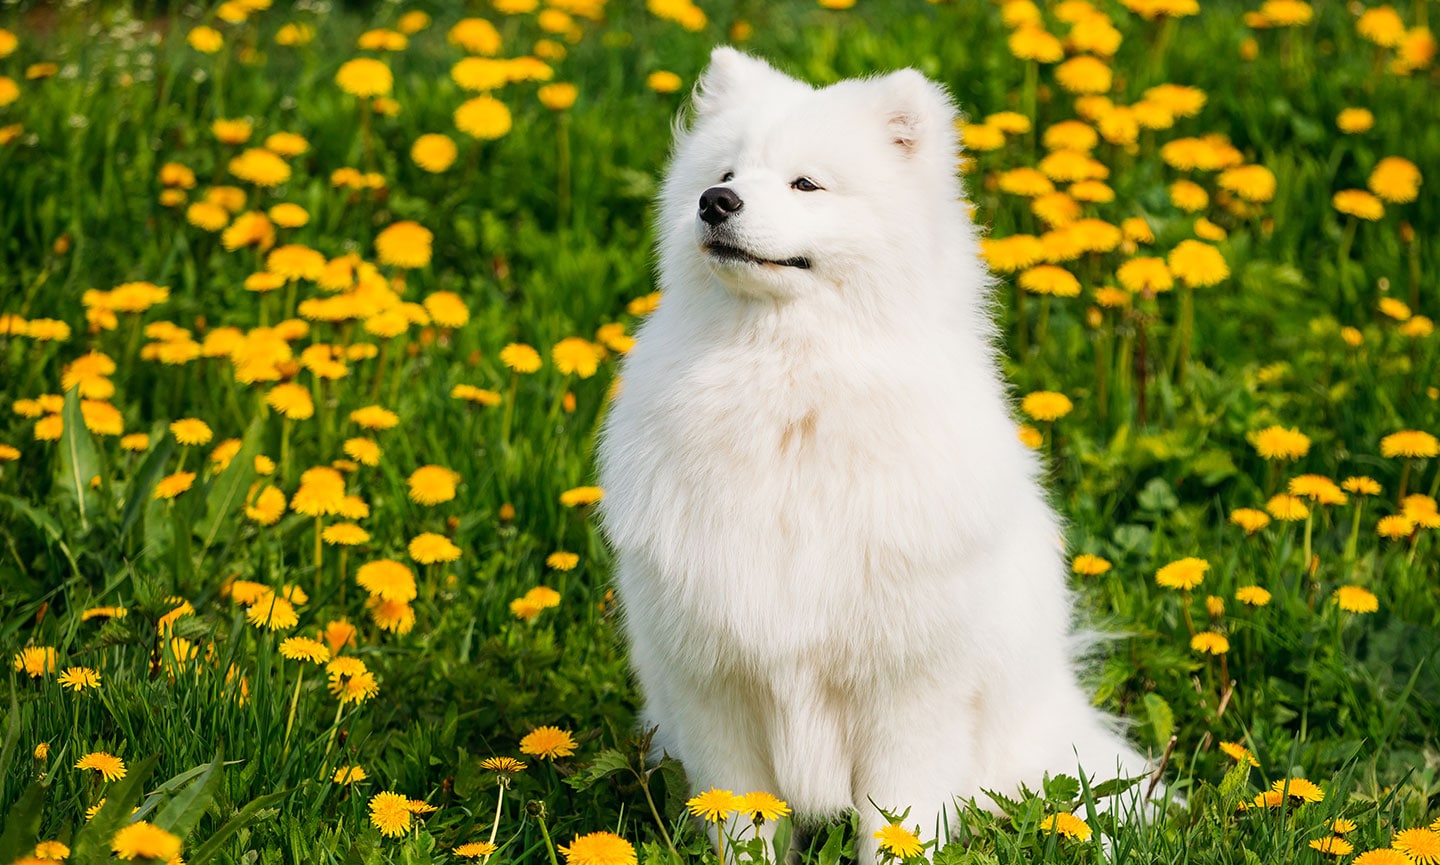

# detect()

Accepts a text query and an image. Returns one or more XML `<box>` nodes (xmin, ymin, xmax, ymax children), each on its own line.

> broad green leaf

<box><xmin>564</xmin><ymin>748</ymin><xmax>631</xmax><ymax>791</ymax></box>
<box><xmin>71</xmin><ymin>753</ymin><xmax>160</xmax><ymax>865</ymax></box>
<box><xmin>0</xmin><ymin>777</ymin><xmax>48</xmax><ymax>860</ymax></box>
<box><xmin>197</xmin><ymin>417</ymin><xmax>263</xmax><ymax>553</ymax></box>
<box><xmin>119</xmin><ymin>426</ymin><xmax>175</xmax><ymax>540</ymax></box>
<box><xmin>187</xmin><ymin>788</ymin><xmax>292</xmax><ymax>865</ymax></box>
<box><xmin>1143</xmin><ymin>693</ymin><xmax>1174</xmax><ymax>752</ymax></box>
<box><xmin>55</xmin><ymin>387</ymin><xmax>101</xmax><ymax>533</ymax></box>
<box><xmin>152</xmin><ymin>750</ymin><xmax>225</xmax><ymax>840</ymax></box>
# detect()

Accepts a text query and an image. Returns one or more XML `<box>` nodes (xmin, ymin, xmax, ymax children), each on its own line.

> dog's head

<box><xmin>658</xmin><ymin>48</ymin><xmax>965</xmax><ymax>303</ymax></box>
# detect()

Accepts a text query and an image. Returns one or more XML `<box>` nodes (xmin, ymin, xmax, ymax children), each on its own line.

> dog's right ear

<box><xmin>692</xmin><ymin>47</ymin><xmax>797</xmax><ymax>116</ymax></box>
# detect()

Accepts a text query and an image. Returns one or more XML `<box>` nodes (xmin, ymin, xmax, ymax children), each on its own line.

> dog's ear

<box><xmin>874</xmin><ymin>69</ymin><xmax>958</xmax><ymax>162</ymax></box>
<box><xmin>692</xmin><ymin>47</ymin><xmax>797</xmax><ymax>116</ymax></box>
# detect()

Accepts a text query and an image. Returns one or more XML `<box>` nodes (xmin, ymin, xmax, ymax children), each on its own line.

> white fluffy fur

<box><xmin>597</xmin><ymin>48</ymin><xmax>1145</xmax><ymax>861</ymax></box>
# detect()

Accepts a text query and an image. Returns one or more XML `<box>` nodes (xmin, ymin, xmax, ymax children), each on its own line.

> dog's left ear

<box><xmin>875</xmin><ymin>69</ymin><xmax>957</xmax><ymax>163</ymax></box>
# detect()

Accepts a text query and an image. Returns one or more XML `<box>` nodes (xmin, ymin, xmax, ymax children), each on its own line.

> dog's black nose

<box><xmin>698</xmin><ymin>186</ymin><xmax>743</xmax><ymax>225</ymax></box>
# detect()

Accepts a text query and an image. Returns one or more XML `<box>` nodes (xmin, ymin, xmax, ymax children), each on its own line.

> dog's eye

<box><xmin>791</xmin><ymin>177</ymin><xmax>821</xmax><ymax>192</ymax></box>
<box><xmin>721</xmin><ymin>171</ymin><xmax>734</xmax><ymax>183</ymax></box>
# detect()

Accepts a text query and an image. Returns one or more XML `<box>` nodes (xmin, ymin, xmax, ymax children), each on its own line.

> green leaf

<box><xmin>187</xmin><ymin>788</ymin><xmax>293</xmax><ymax>865</ymax></box>
<box><xmin>197</xmin><ymin>417</ymin><xmax>263</xmax><ymax>553</ymax></box>
<box><xmin>0</xmin><ymin>495</ymin><xmax>83</xmax><ymax>579</ymax></box>
<box><xmin>71</xmin><ymin>753</ymin><xmax>161</xmax><ymax>865</ymax></box>
<box><xmin>563</xmin><ymin>748</ymin><xmax>631</xmax><ymax>791</ymax></box>
<box><xmin>0</xmin><ymin>777</ymin><xmax>49</xmax><ymax>860</ymax></box>
<box><xmin>0</xmin><ymin>688</ymin><xmax>19</xmax><ymax>800</ymax></box>
<box><xmin>771</xmin><ymin>816</ymin><xmax>793</xmax><ymax>864</ymax></box>
<box><xmin>119</xmin><ymin>428</ymin><xmax>175</xmax><ymax>539</ymax></box>
<box><xmin>1043</xmin><ymin>773</ymin><xmax>1080</xmax><ymax>803</ymax></box>
<box><xmin>1143</xmin><ymin>693</ymin><xmax>1174</xmax><ymax>752</ymax></box>
<box><xmin>816</xmin><ymin>821</ymin><xmax>846</xmax><ymax>865</ymax></box>
<box><xmin>55</xmin><ymin>387</ymin><xmax>101</xmax><ymax>533</ymax></box>
<box><xmin>152</xmin><ymin>750</ymin><xmax>226</xmax><ymax>840</ymax></box>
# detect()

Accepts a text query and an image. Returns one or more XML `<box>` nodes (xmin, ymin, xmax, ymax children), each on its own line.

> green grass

<box><xmin>0</xmin><ymin>0</ymin><xmax>1437</xmax><ymax>862</ymax></box>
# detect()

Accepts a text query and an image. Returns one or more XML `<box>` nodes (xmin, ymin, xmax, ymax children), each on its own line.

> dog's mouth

<box><xmin>705</xmin><ymin>243</ymin><xmax>812</xmax><ymax>270</ymax></box>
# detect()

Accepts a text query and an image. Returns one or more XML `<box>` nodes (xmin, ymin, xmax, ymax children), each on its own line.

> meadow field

<box><xmin>1</xmin><ymin>0</ymin><xmax>1438</xmax><ymax>861</ymax></box>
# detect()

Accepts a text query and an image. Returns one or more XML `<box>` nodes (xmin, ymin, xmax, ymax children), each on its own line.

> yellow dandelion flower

<box><xmin>559</xmin><ymin>486</ymin><xmax>604</xmax><ymax>507</ymax></box>
<box><xmin>738</xmin><ymin>790</ymin><xmax>791</xmax><ymax>821</ymax></box>
<box><xmin>357</xmin><ymin>560</ymin><xmax>418</xmax><ymax>602</ymax></box>
<box><xmin>1008</xmin><ymin>25</ymin><xmax>1064</xmax><ymax>62</ymax></box>
<box><xmin>1252</xmin><ymin>426</ymin><xmax>1311</xmax><ymax>460</ymax></box>
<box><xmin>452</xmin><ymin>385</ymin><xmax>503</xmax><ymax>406</ymax></box>
<box><xmin>408</xmin><ymin>465</ymin><xmax>460</xmax><ymax>506</ymax></box>
<box><xmin>111</xmin><ymin>822</ymin><xmax>181</xmax><ymax>860</ymax></box>
<box><xmin>687</xmin><ymin>788</ymin><xmax>741</xmax><ymax>822</ymax></box>
<box><xmin>369</xmin><ymin>791</ymin><xmax>413</xmax><ymax>838</ymax></box>
<box><xmin>1336</xmin><ymin>108</ymin><xmax>1375</xmax><ymax>135</ymax></box>
<box><xmin>1381</xmin><ymin>430</ymin><xmax>1439</xmax><ymax>458</ymax></box>
<box><xmin>409</xmin><ymin>532</ymin><xmax>462</xmax><ymax>564</ymax></box>
<box><xmin>321</xmin><ymin>521</ymin><xmax>370</xmax><ymax>547</ymax></box>
<box><xmin>1343</xmin><ymin>476</ymin><xmax>1382</xmax><ymax>496</ymax></box>
<box><xmin>1333</xmin><ymin>585</ymin><xmax>1379</xmax><ymax>614</ymax></box>
<box><xmin>647</xmin><ymin>70</ymin><xmax>682</xmax><ymax>93</ymax></box>
<box><xmin>229</xmin><ymin>149</ymin><xmax>291</xmax><ymax>187</ymax></box>
<box><xmin>246</xmin><ymin>595</ymin><xmax>298</xmax><ymax>630</ymax></box>
<box><xmin>1310</xmin><ymin>837</ymin><xmax>1355</xmax><ymax>856</ymax></box>
<box><xmin>1332</xmin><ymin>189</ymin><xmax>1385</xmax><ymax>221</ymax></box>
<box><xmin>1021</xmin><ymin>391</ymin><xmax>1074</xmax><ymax>421</ymax></box>
<box><xmin>350</xmin><ymin>405</ymin><xmax>400</xmax><ymax>430</ymax></box>
<box><xmin>1354</xmin><ymin>850</ymin><xmax>1418</xmax><ymax>865</ymax></box>
<box><xmin>1220</xmin><ymin>741</ymin><xmax>1260</xmax><ymax>766</ymax></box>
<box><xmin>323</xmin><ymin>619</ymin><xmax>358</xmax><ymax>653</ymax></box>
<box><xmin>279</xmin><ymin>637</ymin><xmax>331</xmax><ymax>664</ymax></box>
<box><xmin>375</xmin><ymin>221</ymin><xmax>433</xmax><ymax>269</ymax></box>
<box><xmin>539</xmin><ymin>82</ymin><xmax>578</xmax><ymax>110</ymax></box>
<box><xmin>1018</xmin><ymin>265</ymin><xmax>1081</xmax><ymax>298</ymax></box>
<box><xmin>1191</xmin><ymin>631</ymin><xmax>1230</xmax><ymax>655</ymax></box>
<box><xmin>1272</xmin><ymin>777</ymin><xmax>1324</xmax><ymax>803</ymax></box>
<box><xmin>1369</xmin><ymin>157</ymin><xmax>1422</xmax><ymax>204</ymax></box>
<box><xmin>336</xmin><ymin>58</ymin><xmax>393</xmax><ymax>98</ymax></box>
<box><xmin>34</xmin><ymin>840</ymin><xmax>69</xmax><ymax>859</ymax></box>
<box><xmin>1235</xmin><ymin>586</ymin><xmax>1272</xmax><ymax>607</ymax></box>
<box><xmin>334</xmin><ymin>765</ymin><xmax>367</xmax><ymax>784</ymax></box>
<box><xmin>980</xmin><ymin>235</ymin><xmax>1045</xmax><ymax>272</ymax></box>
<box><xmin>1265</xmin><ymin>494</ymin><xmax>1310</xmax><ymax>521</ymax></box>
<box><xmin>548</xmin><ymin>551</ymin><xmax>580</xmax><ymax>571</ymax></box>
<box><xmin>553</xmin><ymin>337</ymin><xmax>605</xmax><ymax>378</ymax></box>
<box><xmin>1156</xmin><ymin>557</ymin><xmax>1208</xmax><ymax>591</ymax></box>
<box><xmin>520</xmin><ymin>726</ymin><xmax>578</xmax><ymax>759</ymax></box>
<box><xmin>1039</xmin><ymin>812</ymin><xmax>1092</xmax><ymax>841</ymax></box>
<box><xmin>76</xmin><ymin>751</ymin><xmax>126</xmax><ymax>781</ymax></box>
<box><xmin>480</xmin><ymin>756</ymin><xmax>527</xmax><ymax>773</ymax></box>
<box><xmin>1168</xmin><ymin>240</ymin><xmax>1229</xmax><ymax>288</ymax></box>
<box><xmin>873</xmin><ymin>823</ymin><xmax>925</xmax><ymax>858</ymax></box>
<box><xmin>558</xmin><ymin>832</ymin><xmax>637</xmax><ymax>865</ymax></box>
<box><xmin>246</xmin><ymin>485</ymin><xmax>287</xmax><ymax>525</ymax></box>
<box><xmin>1068</xmin><ymin>553</ymin><xmax>1111</xmax><ymax>576</ymax></box>
<box><xmin>58</xmin><ymin>666</ymin><xmax>101</xmax><ymax>691</ymax></box>
<box><xmin>455</xmin><ymin>96</ymin><xmax>513</xmax><ymax>140</ymax></box>
<box><xmin>262</xmin><ymin>383</ymin><xmax>314</xmax><ymax>420</ymax></box>
<box><xmin>1117</xmin><ymin>256</ymin><xmax>1174</xmax><ymax>294</ymax></box>
<box><xmin>1393</xmin><ymin>828</ymin><xmax>1440</xmax><ymax>864</ymax></box>
<box><xmin>411</xmin><ymin>134</ymin><xmax>458</xmax><ymax>173</ymax></box>
<box><xmin>153</xmin><ymin>471</ymin><xmax>196</xmax><ymax>500</ymax></box>
<box><xmin>453</xmin><ymin>842</ymin><xmax>499</xmax><ymax>858</ymax></box>
<box><xmin>12</xmin><ymin>646</ymin><xmax>58</xmax><ymax>677</ymax></box>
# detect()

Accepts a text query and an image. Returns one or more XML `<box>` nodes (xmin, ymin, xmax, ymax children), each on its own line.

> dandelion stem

<box><xmin>535</xmin><ymin>806</ymin><xmax>561</xmax><ymax>865</ymax></box>
<box><xmin>315</xmin><ymin>517</ymin><xmax>324</xmax><ymax>584</ymax></box>
<box><xmin>556</xmin><ymin>112</ymin><xmax>571</xmax><ymax>229</ymax></box>
<box><xmin>482</xmin><ymin>781</ymin><xmax>507</xmax><ymax>865</ymax></box>
<box><xmin>1398</xmin><ymin>458</ymin><xmax>1412</xmax><ymax>502</ymax></box>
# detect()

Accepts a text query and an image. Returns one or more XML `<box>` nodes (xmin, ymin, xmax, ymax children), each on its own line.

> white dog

<box><xmin>597</xmin><ymin>48</ymin><xmax>1145</xmax><ymax>861</ymax></box>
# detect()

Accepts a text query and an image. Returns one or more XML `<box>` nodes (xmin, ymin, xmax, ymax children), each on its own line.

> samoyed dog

<box><xmin>597</xmin><ymin>47</ymin><xmax>1146</xmax><ymax>860</ymax></box>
